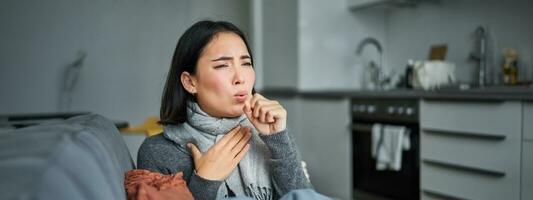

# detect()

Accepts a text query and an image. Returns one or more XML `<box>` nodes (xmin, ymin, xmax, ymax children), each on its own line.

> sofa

<box><xmin>0</xmin><ymin>114</ymin><xmax>135</xmax><ymax>200</ymax></box>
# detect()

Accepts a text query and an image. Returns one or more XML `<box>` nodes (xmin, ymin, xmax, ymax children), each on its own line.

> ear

<box><xmin>181</xmin><ymin>72</ymin><xmax>197</xmax><ymax>94</ymax></box>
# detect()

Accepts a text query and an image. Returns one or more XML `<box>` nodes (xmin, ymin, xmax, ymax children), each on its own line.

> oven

<box><xmin>352</xmin><ymin>98</ymin><xmax>419</xmax><ymax>200</ymax></box>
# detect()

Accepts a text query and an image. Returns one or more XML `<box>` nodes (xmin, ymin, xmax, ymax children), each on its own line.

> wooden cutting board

<box><xmin>428</xmin><ymin>44</ymin><xmax>447</xmax><ymax>61</ymax></box>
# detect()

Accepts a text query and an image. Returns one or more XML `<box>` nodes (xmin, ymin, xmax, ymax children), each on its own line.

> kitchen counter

<box><xmin>262</xmin><ymin>86</ymin><xmax>533</xmax><ymax>200</ymax></box>
<box><xmin>261</xmin><ymin>86</ymin><xmax>533</xmax><ymax>101</ymax></box>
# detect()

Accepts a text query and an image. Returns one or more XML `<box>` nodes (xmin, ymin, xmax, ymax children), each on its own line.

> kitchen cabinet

<box><xmin>523</xmin><ymin>102</ymin><xmax>533</xmax><ymax>141</ymax></box>
<box><xmin>274</xmin><ymin>96</ymin><xmax>352</xmax><ymax>200</ymax></box>
<box><xmin>523</xmin><ymin>102</ymin><xmax>533</xmax><ymax>200</ymax></box>
<box><xmin>348</xmin><ymin>0</ymin><xmax>430</xmax><ymax>11</ymax></box>
<box><xmin>348</xmin><ymin>0</ymin><xmax>390</xmax><ymax>10</ymax></box>
<box><xmin>420</xmin><ymin>100</ymin><xmax>522</xmax><ymax>200</ymax></box>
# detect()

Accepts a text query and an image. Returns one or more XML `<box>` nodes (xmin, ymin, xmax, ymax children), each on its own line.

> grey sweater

<box><xmin>137</xmin><ymin>130</ymin><xmax>312</xmax><ymax>200</ymax></box>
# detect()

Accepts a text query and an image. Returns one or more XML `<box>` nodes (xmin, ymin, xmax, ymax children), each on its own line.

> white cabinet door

<box><xmin>523</xmin><ymin>141</ymin><xmax>533</xmax><ymax>200</ymax></box>
<box><xmin>420</xmin><ymin>100</ymin><xmax>521</xmax><ymax>200</ymax></box>
<box><xmin>523</xmin><ymin>102</ymin><xmax>533</xmax><ymax>200</ymax></box>
<box><xmin>277</xmin><ymin>97</ymin><xmax>352</xmax><ymax>200</ymax></box>
<box><xmin>523</xmin><ymin>102</ymin><xmax>533</xmax><ymax>141</ymax></box>
<box><xmin>421</xmin><ymin>100</ymin><xmax>521</xmax><ymax>139</ymax></box>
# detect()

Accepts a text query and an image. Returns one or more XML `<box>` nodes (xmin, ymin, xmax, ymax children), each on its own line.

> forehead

<box><xmin>201</xmin><ymin>32</ymin><xmax>249</xmax><ymax>56</ymax></box>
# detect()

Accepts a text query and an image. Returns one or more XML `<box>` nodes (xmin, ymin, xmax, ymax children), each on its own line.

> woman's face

<box><xmin>183</xmin><ymin>32</ymin><xmax>255</xmax><ymax>118</ymax></box>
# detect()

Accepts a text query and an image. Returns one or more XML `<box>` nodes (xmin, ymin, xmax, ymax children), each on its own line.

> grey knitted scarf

<box><xmin>163</xmin><ymin>101</ymin><xmax>273</xmax><ymax>200</ymax></box>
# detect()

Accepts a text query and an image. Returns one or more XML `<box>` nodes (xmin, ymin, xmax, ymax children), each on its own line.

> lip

<box><xmin>234</xmin><ymin>91</ymin><xmax>248</xmax><ymax>103</ymax></box>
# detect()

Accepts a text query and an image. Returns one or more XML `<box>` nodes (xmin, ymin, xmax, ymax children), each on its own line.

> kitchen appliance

<box><xmin>412</xmin><ymin>60</ymin><xmax>456</xmax><ymax>90</ymax></box>
<box><xmin>352</xmin><ymin>98</ymin><xmax>419</xmax><ymax>200</ymax></box>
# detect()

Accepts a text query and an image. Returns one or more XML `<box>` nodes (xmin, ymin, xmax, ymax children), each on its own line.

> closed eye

<box><xmin>242</xmin><ymin>62</ymin><xmax>252</xmax><ymax>66</ymax></box>
<box><xmin>214</xmin><ymin>64</ymin><xmax>228</xmax><ymax>69</ymax></box>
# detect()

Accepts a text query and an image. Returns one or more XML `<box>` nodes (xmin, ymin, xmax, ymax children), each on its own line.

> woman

<box><xmin>137</xmin><ymin>20</ymin><xmax>311</xmax><ymax>200</ymax></box>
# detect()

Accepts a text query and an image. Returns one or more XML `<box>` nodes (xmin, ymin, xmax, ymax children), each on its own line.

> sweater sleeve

<box><xmin>259</xmin><ymin>130</ymin><xmax>313</xmax><ymax>197</ymax></box>
<box><xmin>136</xmin><ymin>134</ymin><xmax>223</xmax><ymax>200</ymax></box>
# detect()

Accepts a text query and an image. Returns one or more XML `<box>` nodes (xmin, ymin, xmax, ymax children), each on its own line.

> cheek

<box><xmin>204</xmin><ymin>74</ymin><xmax>226</xmax><ymax>93</ymax></box>
<box><xmin>246</xmin><ymin>70</ymin><xmax>256</xmax><ymax>87</ymax></box>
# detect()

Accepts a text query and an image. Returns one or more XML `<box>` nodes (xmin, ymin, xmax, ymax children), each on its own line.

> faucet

<box><xmin>356</xmin><ymin>37</ymin><xmax>383</xmax><ymax>63</ymax></box>
<box><xmin>469</xmin><ymin>26</ymin><xmax>487</xmax><ymax>87</ymax></box>
<box><xmin>356</xmin><ymin>37</ymin><xmax>387</xmax><ymax>89</ymax></box>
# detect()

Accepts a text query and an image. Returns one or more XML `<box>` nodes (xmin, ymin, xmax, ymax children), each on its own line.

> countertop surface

<box><xmin>261</xmin><ymin>86</ymin><xmax>533</xmax><ymax>101</ymax></box>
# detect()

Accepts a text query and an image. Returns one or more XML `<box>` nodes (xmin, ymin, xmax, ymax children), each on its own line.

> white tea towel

<box><xmin>371</xmin><ymin>124</ymin><xmax>411</xmax><ymax>171</ymax></box>
<box><xmin>371</xmin><ymin>124</ymin><xmax>383</xmax><ymax>158</ymax></box>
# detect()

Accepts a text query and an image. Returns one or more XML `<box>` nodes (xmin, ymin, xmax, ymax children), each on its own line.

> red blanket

<box><xmin>125</xmin><ymin>169</ymin><xmax>194</xmax><ymax>200</ymax></box>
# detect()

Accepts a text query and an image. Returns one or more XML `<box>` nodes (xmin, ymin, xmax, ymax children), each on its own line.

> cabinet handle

<box><xmin>423</xmin><ymin>158</ymin><xmax>506</xmax><ymax>177</ymax></box>
<box><xmin>422</xmin><ymin>128</ymin><xmax>506</xmax><ymax>140</ymax></box>
<box><xmin>423</xmin><ymin>97</ymin><xmax>505</xmax><ymax>103</ymax></box>
<box><xmin>422</xmin><ymin>188</ymin><xmax>466</xmax><ymax>200</ymax></box>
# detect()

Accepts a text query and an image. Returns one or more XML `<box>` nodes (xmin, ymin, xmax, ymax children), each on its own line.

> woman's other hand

<box><xmin>187</xmin><ymin>126</ymin><xmax>251</xmax><ymax>180</ymax></box>
<box><xmin>243</xmin><ymin>93</ymin><xmax>287</xmax><ymax>135</ymax></box>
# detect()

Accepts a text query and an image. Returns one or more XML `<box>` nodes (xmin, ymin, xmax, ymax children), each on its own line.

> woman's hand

<box><xmin>188</xmin><ymin>126</ymin><xmax>252</xmax><ymax>180</ymax></box>
<box><xmin>243</xmin><ymin>93</ymin><xmax>287</xmax><ymax>135</ymax></box>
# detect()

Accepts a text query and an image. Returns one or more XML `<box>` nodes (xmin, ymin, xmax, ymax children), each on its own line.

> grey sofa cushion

<box><xmin>0</xmin><ymin>114</ymin><xmax>134</xmax><ymax>200</ymax></box>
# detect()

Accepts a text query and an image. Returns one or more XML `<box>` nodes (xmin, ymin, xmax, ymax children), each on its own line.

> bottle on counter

<box><xmin>502</xmin><ymin>48</ymin><xmax>518</xmax><ymax>85</ymax></box>
<box><xmin>405</xmin><ymin>59</ymin><xmax>415</xmax><ymax>89</ymax></box>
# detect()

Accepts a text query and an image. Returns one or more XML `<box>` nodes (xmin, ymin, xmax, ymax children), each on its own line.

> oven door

<box><xmin>353</xmin><ymin>122</ymin><xmax>419</xmax><ymax>200</ymax></box>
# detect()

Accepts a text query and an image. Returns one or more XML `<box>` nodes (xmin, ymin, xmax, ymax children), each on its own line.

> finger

<box><xmin>244</xmin><ymin>105</ymin><xmax>255</xmax><ymax>122</ymax></box>
<box><xmin>217</xmin><ymin>125</ymin><xmax>241</xmax><ymax>147</ymax></box>
<box><xmin>233</xmin><ymin>144</ymin><xmax>250</xmax><ymax>164</ymax></box>
<box><xmin>187</xmin><ymin>143</ymin><xmax>202</xmax><ymax>162</ymax></box>
<box><xmin>269</xmin><ymin>107</ymin><xmax>287</xmax><ymax>121</ymax></box>
<box><xmin>243</xmin><ymin>101</ymin><xmax>253</xmax><ymax>117</ymax></box>
<box><xmin>242</xmin><ymin>98</ymin><xmax>252</xmax><ymax>113</ymax></box>
<box><xmin>225</xmin><ymin>127</ymin><xmax>248</xmax><ymax>151</ymax></box>
<box><xmin>257</xmin><ymin>104</ymin><xmax>280</xmax><ymax>123</ymax></box>
<box><xmin>266</xmin><ymin>109</ymin><xmax>275</xmax><ymax>123</ymax></box>
<box><xmin>250</xmin><ymin>93</ymin><xmax>266</xmax><ymax>110</ymax></box>
<box><xmin>252</xmin><ymin>99</ymin><xmax>263</xmax><ymax>118</ymax></box>
<box><xmin>231</xmin><ymin>128</ymin><xmax>252</xmax><ymax>155</ymax></box>
<box><xmin>244</xmin><ymin>104</ymin><xmax>260</xmax><ymax>126</ymax></box>
<box><xmin>253</xmin><ymin>99</ymin><xmax>277</xmax><ymax>118</ymax></box>
<box><xmin>259</xmin><ymin>106</ymin><xmax>285</xmax><ymax>124</ymax></box>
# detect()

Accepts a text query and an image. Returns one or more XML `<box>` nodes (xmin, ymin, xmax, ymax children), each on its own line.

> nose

<box><xmin>232</xmin><ymin>66</ymin><xmax>245</xmax><ymax>85</ymax></box>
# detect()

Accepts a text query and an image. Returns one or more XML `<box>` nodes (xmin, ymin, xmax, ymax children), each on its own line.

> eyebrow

<box><xmin>211</xmin><ymin>55</ymin><xmax>251</xmax><ymax>62</ymax></box>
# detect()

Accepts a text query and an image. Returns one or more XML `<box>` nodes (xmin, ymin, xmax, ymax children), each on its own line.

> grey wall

<box><xmin>261</xmin><ymin>0</ymin><xmax>299</xmax><ymax>89</ymax></box>
<box><xmin>386</xmin><ymin>0</ymin><xmax>533</xmax><ymax>85</ymax></box>
<box><xmin>298</xmin><ymin>0</ymin><xmax>387</xmax><ymax>90</ymax></box>
<box><xmin>189</xmin><ymin>0</ymin><xmax>250</xmax><ymax>37</ymax></box>
<box><xmin>0</xmin><ymin>0</ymin><xmax>249</xmax><ymax>125</ymax></box>
<box><xmin>258</xmin><ymin>0</ymin><xmax>387</xmax><ymax>90</ymax></box>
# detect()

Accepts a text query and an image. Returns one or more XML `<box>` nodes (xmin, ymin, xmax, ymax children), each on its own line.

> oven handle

<box><xmin>352</xmin><ymin>122</ymin><xmax>412</xmax><ymax>133</ymax></box>
<box><xmin>351</xmin><ymin>122</ymin><xmax>374</xmax><ymax>132</ymax></box>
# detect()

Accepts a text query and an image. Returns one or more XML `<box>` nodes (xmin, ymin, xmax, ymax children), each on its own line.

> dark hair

<box><xmin>160</xmin><ymin>20</ymin><xmax>254</xmax><ymax>125</ymax></box>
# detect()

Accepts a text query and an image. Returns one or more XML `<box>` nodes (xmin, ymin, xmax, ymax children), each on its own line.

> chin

<box><xmin>227</xmin><ymin>106</ymin><xmax>244</xmax><ymax>117</ymax></box>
